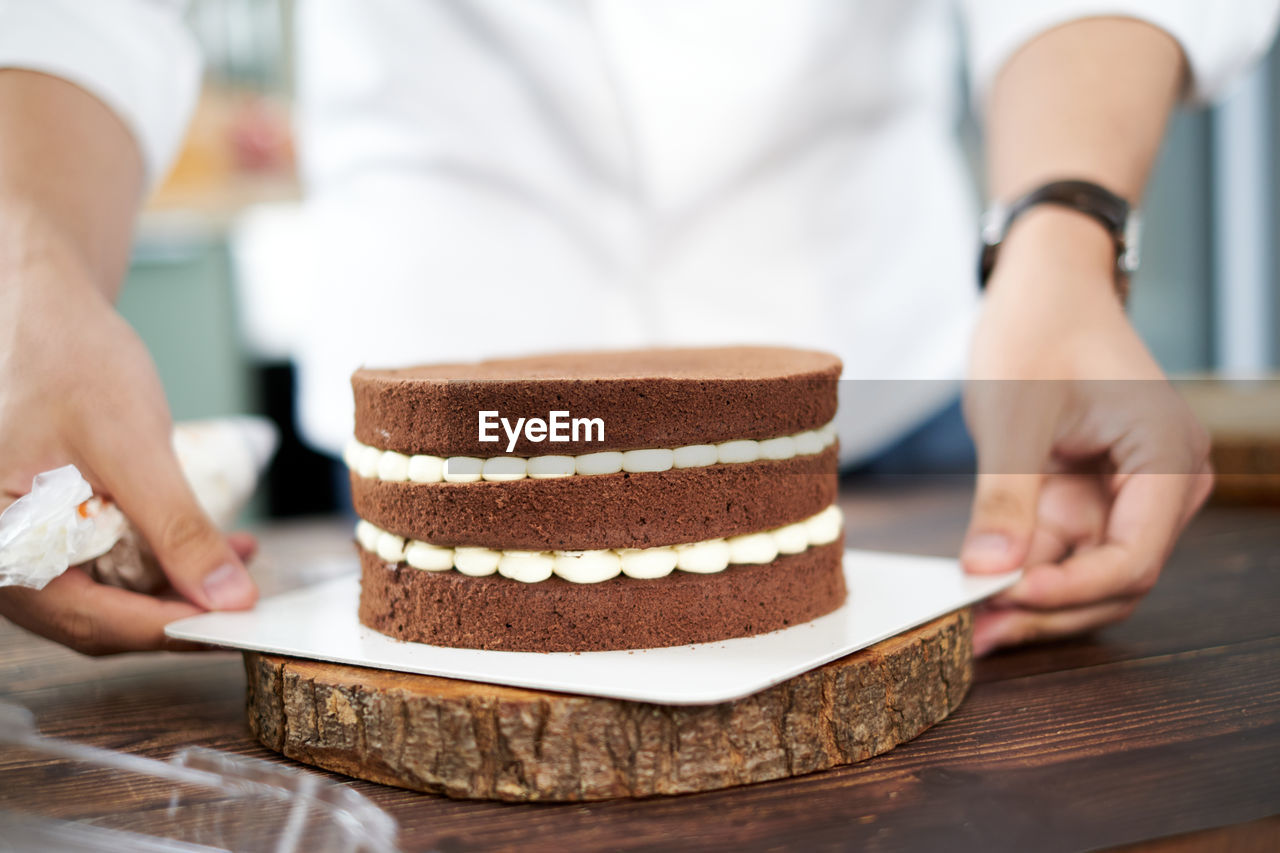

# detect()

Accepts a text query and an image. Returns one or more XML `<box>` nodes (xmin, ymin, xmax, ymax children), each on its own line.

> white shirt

<box><xmin>2</xmin><ymin>0</ymin><xmax>1276</xmax><ymax>458</ymax></box>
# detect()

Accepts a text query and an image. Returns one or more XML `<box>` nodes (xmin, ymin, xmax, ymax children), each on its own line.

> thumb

<box><xmin>962</xmin><ymin>472</ymin><xmax>1043</xmax><ymax>574</ymax></box>
<box><xmin>961</xmin><ymin>381</ymin><xmax>1059</xmax><ymax>574</ymax></box>
<box><xmin>88</xmin><ymin>429</ymin><xmax>257</xmax><ymax>611</ymax></box>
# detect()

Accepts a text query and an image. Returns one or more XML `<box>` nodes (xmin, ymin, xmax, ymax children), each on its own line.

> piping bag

<box><xmin>0</xmin><ymin>417</ymin><xmax>277</xmax><ymax>593</ymax></box>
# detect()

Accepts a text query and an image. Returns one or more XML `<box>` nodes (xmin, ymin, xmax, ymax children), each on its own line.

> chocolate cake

<box><xmin>346</xmin><ymin>346</ymin><xmax>846</xmax><ymax>652</ymax></box>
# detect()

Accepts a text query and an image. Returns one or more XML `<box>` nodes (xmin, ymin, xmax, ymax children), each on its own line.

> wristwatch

<box><xmin>978</xmin><ymin>179</ymin><xmax>1141</xmax><ymax>302</ymax></box>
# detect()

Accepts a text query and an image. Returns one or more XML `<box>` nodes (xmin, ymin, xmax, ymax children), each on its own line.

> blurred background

<box><xmin>125</xmin><ymin>1</ymin><xmax>1279</xmax><ymax>517</ymax></box>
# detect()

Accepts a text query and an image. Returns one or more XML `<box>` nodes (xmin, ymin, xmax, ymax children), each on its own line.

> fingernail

<box><xmin>202</xmin><ymin>563</ymin><xmax>255</xmax><ymax>610</ymax></box>
<box><xmin>963</xmin><ymin>533</ymin><xmax>1012</xmax><ymax>572</ymax></box>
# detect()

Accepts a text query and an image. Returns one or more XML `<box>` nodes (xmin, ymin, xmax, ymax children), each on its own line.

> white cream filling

<box><xmin>355</xmin><ymin>504</ymin><xmax>842</xmax><ymax>584</ymax></box>
<box><xmin>345</xmin><ymin>420</ymin><xmax>838</xmax><ymax>484</ymax></box>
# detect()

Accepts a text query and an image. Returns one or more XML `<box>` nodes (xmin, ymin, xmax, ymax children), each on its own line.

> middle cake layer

<box><xmin>351</xmin><ymin>445</ymin><xmax>838</xmax><ymax>550</ymax></box>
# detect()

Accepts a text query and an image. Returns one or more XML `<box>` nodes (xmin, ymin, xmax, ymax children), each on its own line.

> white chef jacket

<box><xmin>2</xmin><ymin>1</ymin><xmax>1276</xmax><ymax>459</ymax></box>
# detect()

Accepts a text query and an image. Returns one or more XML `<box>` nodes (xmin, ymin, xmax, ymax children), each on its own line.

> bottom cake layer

<box><xmin>358</xmin><ymin>540</ymin><xmax>847</xmax><ymax>652</ymax></box>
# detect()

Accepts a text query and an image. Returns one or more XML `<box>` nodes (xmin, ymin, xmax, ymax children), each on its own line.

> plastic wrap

<box><xmin>0</xmin><ymin>417</ymin><xmax>277</xmax><ymax>592</ymax></box>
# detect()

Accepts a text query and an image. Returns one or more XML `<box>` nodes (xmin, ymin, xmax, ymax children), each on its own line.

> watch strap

<box><xmin>979</xmin><ymin>179</ymin><xmax>1138</xmax><ymax>300</ymax></box>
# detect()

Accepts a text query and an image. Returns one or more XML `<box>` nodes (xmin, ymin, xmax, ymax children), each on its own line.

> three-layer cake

<box><xmin>346</xmin><ymin>346</ymin><xmax>845</xmax><ymax>652</ymax></box>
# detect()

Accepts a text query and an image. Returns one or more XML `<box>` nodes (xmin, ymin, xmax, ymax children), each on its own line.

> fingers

<box><xmin>83</xmin><ymin>423</ymin><xmax>257</xmax><ymax>612</ymax></box>
<box><xmin>972</xmin><ymin>598</ymin><xmax>1138</xmax><ymax>657</ymax></box>
<box><xmin>0</xmin><ymin>567</ymin><xmax>206</xmax><ymax>655</ymax></box>
<box><xmin>1022</xmin><ymin>474</ymin><xmax>1109</xmax><ymax>566</ymax></box>
<box><xmin>962</xmin><ymin>382</ymin><xmax>1063</xmax><ymax>574</ymax></box>
<box><xmin>989</xmin><ymin>474</ymin><xmax>1109</xmax><ymax>607</ymax></box>
<box><xmin>1024</xmin><ymin>523</ymin><xmax>1070</xmax><ymax>568</ymax></box>
<box><xmin>973</xmin><ymin>400</ymin><xmax>1208</xmax><ymax>652</ymax></box>
<box><xmin>963</xmin><ymin>472</ymin><xmax>1046</xmax><ymax>573</ymax></box>
<box><xmin>1002</xmin><ymin>472</ymin><xmax>1190</xmax><ymax>610</ymax></box>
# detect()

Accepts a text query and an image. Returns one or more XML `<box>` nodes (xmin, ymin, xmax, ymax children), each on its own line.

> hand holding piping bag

<box><xmin>0</xmin><ymin>266</ymin><xmax>272</xmax><ymax>650</ymax></box>
<box><xmin>0</xmin><ymin>418</ymin><xmax>276</xmax><ymax>594</ymax></box>
<box><xmin>0</xmin><ymin>414</ymin><xmax>276</xmax><ymax>654</ymax></box>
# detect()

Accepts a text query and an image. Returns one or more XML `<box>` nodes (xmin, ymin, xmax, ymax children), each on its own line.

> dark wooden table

<box><xmin>2</xmin><ymin>481</ymin><xmax>1277</xmax><ymax>852</ymax></box>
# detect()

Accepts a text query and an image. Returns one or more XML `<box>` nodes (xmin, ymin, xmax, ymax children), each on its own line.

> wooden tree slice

<box><xmin>244</xmin><ymin>609</ymin><xmax>971</xmax><ymax>801</ymax></box>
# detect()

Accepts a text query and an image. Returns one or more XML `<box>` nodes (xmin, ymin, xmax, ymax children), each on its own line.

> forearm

<box><xmin>984</xmin><ymin>17</ymin><xmax>1186</xmax><ymax>293</ymax></box>
<box><xmin>0</xmin><ymin>70</ymin><xmax>144</xmax><ymax>298</ymax></box>
<box><xmin>988</xmin><ymin>17</ymin><xmax>1185</xmax><ymax>202</ymax></box>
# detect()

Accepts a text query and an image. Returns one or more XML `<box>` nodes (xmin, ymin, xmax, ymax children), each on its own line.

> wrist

<box><xmin>988</xmin><ymin>206</ymin><xmax>1123</xmax><ymax>300</ymax></box>
<box><xmin>0</xmin><ymin>198</ymin><xmax>104</xmax><ymax>301</ymax></box>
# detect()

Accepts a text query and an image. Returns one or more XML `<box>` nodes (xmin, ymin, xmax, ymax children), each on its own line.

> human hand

<box><xmin>0</xmin><ymin>233</ymin><xmax>258</xmax><ymax>654</ymax></box>
<box><xmin>961</xmin><ymin>209</ymin><xmax>1213</xmax><ymax>656</ymax></box>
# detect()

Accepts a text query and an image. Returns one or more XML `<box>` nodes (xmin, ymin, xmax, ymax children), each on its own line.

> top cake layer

<box><xmin>353</xmin><ymin>346</ymin><xmax>841</xmax><ymax>456</ymax></box>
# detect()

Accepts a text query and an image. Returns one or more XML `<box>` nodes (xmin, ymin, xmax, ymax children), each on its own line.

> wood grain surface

<box><xmin>243</xmin><ymin>610</ymin><xmax>970</xmax><ymax>801</ymax></box>
<box><xmin>1</xmin><ymin>481</ymin><xmax>1276</xmax><ymax>852</ymax></box>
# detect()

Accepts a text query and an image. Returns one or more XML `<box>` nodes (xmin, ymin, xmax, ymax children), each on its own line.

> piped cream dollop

<box><xmin>355</xmin><ymin>504</ymin><xmax>843</xmax><ymax>583</ymax></box>
<box><xmin>345</xmin><ymin>420</ymin><xmax>838</xmax><ymax>483</ymax></box>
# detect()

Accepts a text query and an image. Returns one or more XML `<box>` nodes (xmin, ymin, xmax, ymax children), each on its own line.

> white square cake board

<box><xmin>166</xmin><ymin>549</ymin><xmax>1018</xmax><ymax>706</ymax></box>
